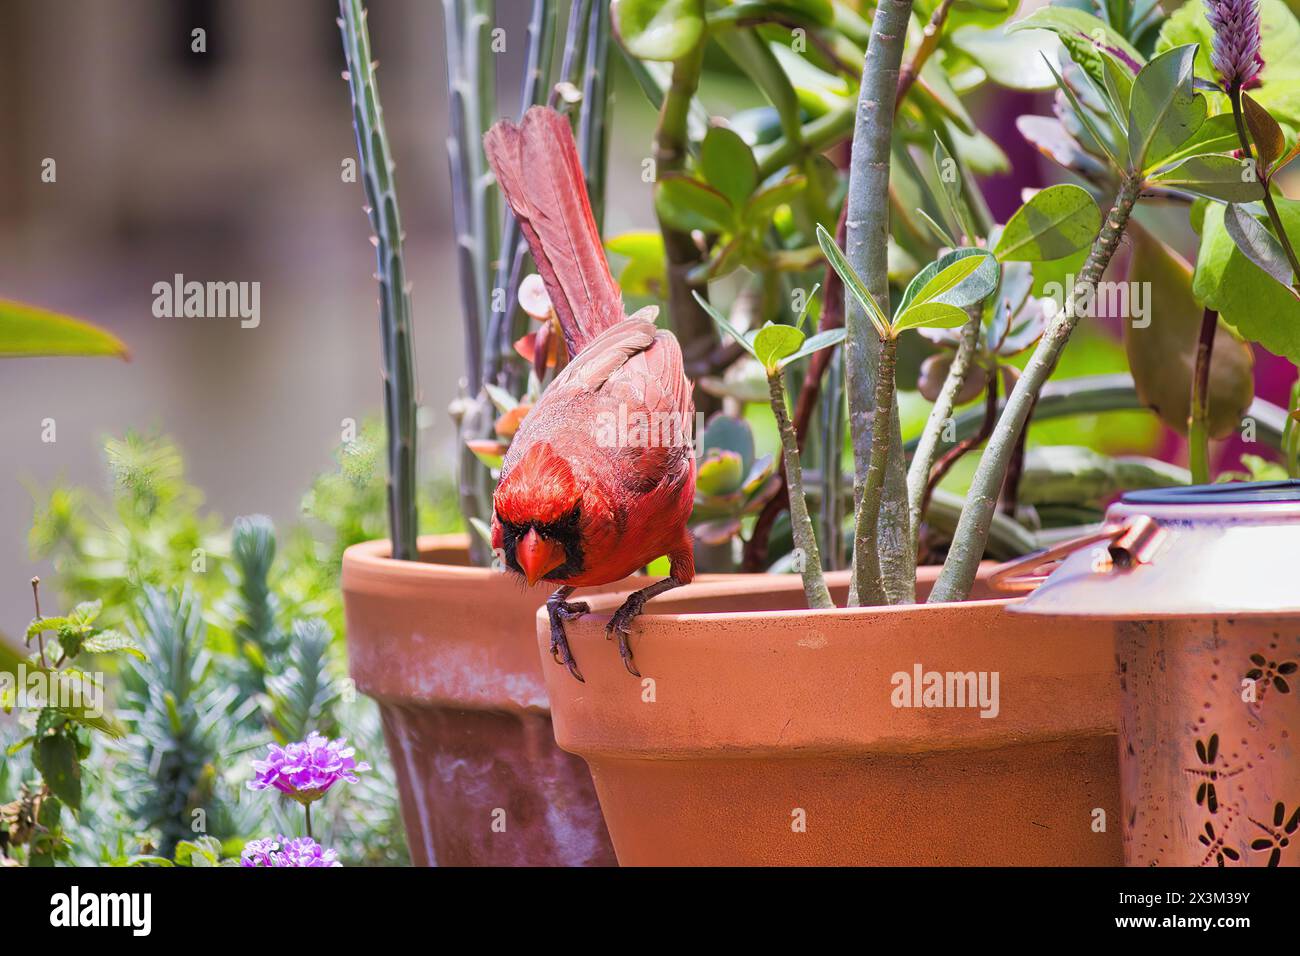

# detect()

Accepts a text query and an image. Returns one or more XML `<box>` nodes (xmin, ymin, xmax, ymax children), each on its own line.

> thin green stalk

<box><xmin>769</xmin><ymin>371</ymin><xmax>833</xmax><ymax>609</ymax></box>
<box><xmin>906</xmin><ymin>305</ymin><xmax>980</xmax><ymax>557</ymax></box>
<box><xmin>852</xmin><ymin>336</ymin><xmax>899</xmax><ymax>602</ymax></box>
<box><xmin>1285</xmin><ymin>379</ymin><xmax>1300</xmax><ymax>477</ymax></box>
<box><xmin>305</xmin><ymin>802</ymin><xmax>313</xmax><ymax>841</ymax></box>
<box><xmin>578</xmin><ymin>0</ymin><xmax>612</xmax><ymax>230</ymax></box>
<box><xmin>755</xmin><ymin>98</ymin><xmax>855</xmax><ymax>178</ymax></box>
<box><xmin>844</xmin><ymin>0</ymin><xmax>914</xmax><ymax>607</ymax></box>
<box><xmin>930</xmin><ymin>176</ymin><xmax>1142</xmax><ymax>603</ymax></box>
<box><xmin>1188</xmin><ymin>307</ymin><xmax>1217</xmax><ymax>484</ymax></box>
<box><xmin>818</xmin><ymin>348</ymin><xmax>846</xmax><ymax>569</ymax></box>
<box><xmin>340</xmin><ymin>0</ymin><xmax>419</xmax><ymax>561</ymax></box>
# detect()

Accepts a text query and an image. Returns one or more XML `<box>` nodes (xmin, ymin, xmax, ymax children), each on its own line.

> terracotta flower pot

<box><xmin>342</xmin><ymin>535</ymin><xmax>632</xmax><ymax>866</ymax></box>
<box><xmin>538</xmin><ymin>574</ymin><xmax>1122</xmax><ymax>866</ymax></box>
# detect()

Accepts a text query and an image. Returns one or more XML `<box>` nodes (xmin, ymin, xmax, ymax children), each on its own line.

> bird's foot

<box><xmin>547</xmin><ymin>592</ymin><xmax>589</xmax><ymax>683</ymax></box>
<box><xmin>605</xmin><ymin>592</ymin><xmax>648</xmax><ymax>678</ymax></box>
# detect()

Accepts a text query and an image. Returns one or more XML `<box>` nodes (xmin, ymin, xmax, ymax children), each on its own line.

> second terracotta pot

<box><xmin>538</xmin><ymin>574</ymin><xmax>1122</xmax><ymax>866</ymax></box>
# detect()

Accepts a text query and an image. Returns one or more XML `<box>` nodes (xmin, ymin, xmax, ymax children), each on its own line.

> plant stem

<box><xmin>654</xmin><ymin>43</ymin><xmax>719</xmax><ymax>416</ymax></box>
<box><xmin>844</xmin><ymin>0</ymin><xmax>914</xmax><ymax>607</ymax></box>
<box><xmin>851</xmin><ymin>335</ymin><xmax>900</xmax><ymax>602</ymax></box>
<box><xmin>1188</xmin><ymin>307</ymin><xmax>1218</xmax><ymax>484</ymax></box>
<box><xmin>1285</xmin><ymin>379</ymin><xmax>1300</xmax><ymax>478</ymax></box>
<box><xmin>578</xmin><ymin>0</ymin><xmax>612</xmax><ymax>230</ymax></box>
<box><xmin>30</xmin><ymin>577</ymin><xmax>47</xmax><ymax>669</ymax></box>
<box><xmin>340</xmin><ymin>0</ymin><xmax>419</xmax><ymax>562</ymax></box>
<box><xmin>769</xmin><ymin>370</ymin><xmax>834</xmax><ymax>609</ymax></box>
<box><xmin>906</xmin><ymin>305</ymin><xmax>980</xmax><ymax>556</ymax></box>
<box><xmin>1230</xmin><ymin>88</ymin><xmax>1300</xmax><ymax>287</ymax></box>
<box><xmin>921</xmin><ymin>366</ymin><xmax>997</xmax><ymax>530</ymax></box>
<box><xmin>999</xmin><ymin>388</ymin><xmax>1035</xmax><ymax>516</ymax></box>
<box><xmin>896</xmin><ymin>0</ymin><xmax>955</xmax><ymax>103</ymax></box>
<box><xmin>930</xmin><ymin>176</ymin><xmax>1142</xmax><ymax>603</ymax></box>
<box><xmin>304</xmin><ymin>802</ymin><xmax>313</xmax><ymax>840</ymax></box>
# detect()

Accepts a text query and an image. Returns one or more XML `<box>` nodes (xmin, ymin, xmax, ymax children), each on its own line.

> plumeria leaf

<box><xmin>899</xmin><ymin>249</ymin><xmax>999</xmax><ymax>319</ymax></box>
<box><xmin>892</xmin><ymin>301</ymin><xmax>970</xmax><ymax>333</ymax></box>
<box><xmin>752</xmin><ymin>323</ymin><xmax>806</xmax><ymax>371</ymax></box>
<box><xmin>1010</xmin><ymin>7</ymin><xmax>1144</xmax><ymax>85</ymax></box>
<box><xmin>815</xmin><ymin>223</ymin><xmax>890</xmax><ymax>338</ymax></box>
<box><xmin>1043</xmin><ymin>55</ymin><xmax>1124</xmax><ymax>170</ymax></box>
<box><xmin>994</xmin><ymin>184</ymin><xmax>1101</xmax><ymax>262</ymax></box>
<box><xmin>1099</xmin><ymin>51</ymin><xmax>1135</xmax><ymax>131</ymax></box>
<box><xmin>779</xmin><ymin>327</ymin><xmax>847</xmax><ymax>367</ymax></box>
<box><xmin>1242</xmin><ymin>93</ymin><xmax>1285</xmax><ymax>175</ymax></box>
<box><xmin>693</xmin><ymin>291</ymin><xmax>760</xmax><ymax>359</ymax></box>
<box><xmin>915</xmin><ymin>207</ymin><xmax>958</xmax><ymax>247</ymax></box>
<box><xmin>1129</xmin><ymin>44</ymin><xmax>1206</xmax><ymax>172</ymax></box>
<box><xmin>1223</xmin><ymin>202</ymin><xmax>1295</xmax><ymax>287</ymax></box>
<box><xmin>1016</xmin><ymin>115</ymin><xmax>1110</xmax><ymax>181</ymax></box>
<box><xmin>1151</xmin><ymin>154</ymin><xmax>1265</xmax><ymax>202</ymax></box>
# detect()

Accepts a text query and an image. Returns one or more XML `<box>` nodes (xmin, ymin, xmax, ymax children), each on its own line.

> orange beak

<box><xmin>517</xmin><ymin>528</ymin><xmax>565</xmax><ymax>587</ymax></box>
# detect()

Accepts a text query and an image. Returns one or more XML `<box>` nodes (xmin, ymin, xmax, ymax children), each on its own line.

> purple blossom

<box><xmin>247</xmin><ymin>732</ymin><xmax>370</xmax><ymax>805</ymax></box>
<box><xmin>240</xmin><ymin>835</ymin><xmax>342</xmax><ymax>868</ymax></box>
<box><xmin>1205</xmin><ymin>0</ymin><xmax>1265</xmax><ymax>91</ymax></box>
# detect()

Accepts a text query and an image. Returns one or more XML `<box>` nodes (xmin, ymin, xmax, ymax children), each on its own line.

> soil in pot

<box><xmin>538</xmin><ymin>574</ymin><xmax>1122</xmax><ymax>866</ymax></box>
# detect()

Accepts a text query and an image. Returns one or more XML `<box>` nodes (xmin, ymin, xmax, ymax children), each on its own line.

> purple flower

<box><xmin>1206</xmin><ymin>0</ymin><xmax>1265</xmax><ymax>91</ymax></box>
<box><xmin>247</xmin><ymin>732</ymin><xmax>370</xmax><ymax>805</ymax></box>
<box><xmin>240</xmin><ymin>835</ymin><xmax>341</xmax><ymax>868</ymax></box>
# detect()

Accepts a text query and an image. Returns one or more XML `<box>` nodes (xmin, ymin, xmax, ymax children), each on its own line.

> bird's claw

<box><xmin>604</xmin><ymin>596</ymin><xmax>646</xmax><ymax>678</ymax></box>
<box><xmin>548</xmin><ymin>597</ymin><xmax>588</xmax><ymax>683</ymax></box>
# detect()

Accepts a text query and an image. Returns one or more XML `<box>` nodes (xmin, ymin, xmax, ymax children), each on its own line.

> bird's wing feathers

<box><xmin>484</xmin><ymin>107</ymin><xmax>623</xmax><ymax>355</ymax></box>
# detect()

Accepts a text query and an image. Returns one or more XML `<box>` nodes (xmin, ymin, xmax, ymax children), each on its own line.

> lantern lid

<box><xmin>1008</xmin><ymin>480</ymin><xmax>1300</xmax><ymax>619</ymax></box>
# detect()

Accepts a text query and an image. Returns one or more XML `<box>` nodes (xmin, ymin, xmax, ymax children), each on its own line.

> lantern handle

<box><xmin>989</xmin><ymin>524</ymin><xmax>1126</xmax><ymax>593</ymax></box>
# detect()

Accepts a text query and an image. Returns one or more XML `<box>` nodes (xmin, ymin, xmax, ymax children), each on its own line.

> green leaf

<box><xmin>701</xmin><ymin>125</ymin><xmax>759</xmax><ymax>206</ymax></box>
<box><xmin>753</xmin><ymin>323</ymin><xmax>806</xmax><ymax>370</ymax></box>
<box><xmin>1150</xmin><ymin>113</ymin><xmax>1240</xmax><ymax>169</ymax></box>
<box><xmin>1242</xmin><ymin>93</ymin><xmax>1286</xmax><ymax>174</ymax></box>
<box><xmin>612</xmin><ymin>0</ymin><xmax>705</xmax><ymax>61</ymax></box>
<box><xmin>1129</xmin><ymin>45</ymin><xmax>1206</xmax><ymax>172</ymax></box>
<box><xmin>1099</xmin><ymin>51</ymin><xmax>1135</xmax><ymax>131</ymax></box>
<box><xmin>1042</xmin><ymin>55</ymin><xmax>1124</xmax><ymax>171</ymax></box>
<box><xmin>0</xmin><ymin>299</ymin><xmax>129</xmax><ymax>360</ymax></box>
<box><xmin>654</xmin><ymin>174</ymin><xmax>735</xmax><ymax>233</ymax></box>
<box><xmin>909</xmin><ymin>251</ymin><xmax>999</xmax><ymax>311</ymax></box>
<box><xmin>174</xmin><ymin>835</ymin><xmax>224</xmax><ymax>867</ymax></box>
<box><xmin>607</xmin><ymin>231</ymin><xmax>667</xmax><ymax>296</ymax></box>
<box><xmin>1009</xmin><ymin>7</ymin><xmax>1144</xmax><ymax>85</ymax></box>
<box><xmin>1194</xmin><ymin>200</ymin><xmax>1300</xmax><ymax>362</ymax></box>
<box><xmin>1124</xmin><ymin>222</ymin><xmax>1256</xmax><ymax>438</ymax></box>
<box><xmin>81</xmin><ymin>629</ymin><xmax>147</xmax><ymax>661</ymax></box>
<box><xmin>692</xmin><ymin>291</ymin><xmax>759</xmax><ymax>359</ymax></box>
<box><xmin>1223</xmin><ymin>202</ymin><xmax>1294</xmax><ymax>288</ymax></box>
<box><xmin>994</xmin><ymin>184</ymin><xmax>1102</xmax><ymax>262</ymax></box>
<box><xmin>814</xmin><ymin>223</ymin><xmax>889</xmax><ymax>337</ymax></box>
<box><xmin>892</xmin><ymin>301</ymin><xmax>971</xmax><ymax>333</ymax></box>
<box><xmin>932</xmin><ymin>135</ymin><xmax>973</xmax><ymax>241</ymax></box>
<box><xmin>483</xmin><ymin>383</ymin><xmax>518</xmax><ymax>414</ymax></box>
<box><xmin>745</xmin><ymin>175</ymin><xmax>806</xmax><ymax>221</ymax></box>
<box><xmin>779</xmin><ymin>327</ymin><xmax>846</xmax><ymax>366</ymax></box>
<box><xmin>950</xmin><ymin>24</ymin><xmax>1057</xmax><ymax>92</ymax></box>
<box><xmin>696</xmin><ymin>450</ymin><xmax>744</xmax><ymax>496</ymax></box>
<box><xmin>34</xmin><ymin>732</ymin><xmax>81</xmax><ymax>812</ymax></box>
<box><xmin>1150</xmin><ymin>154</ymin><xmax>1266</xmax><ymax>203</ymax></box>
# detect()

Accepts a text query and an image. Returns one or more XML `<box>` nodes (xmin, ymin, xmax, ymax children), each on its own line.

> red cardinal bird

<box><xmin>484</xmin><ymin>106</ymin><xmax>696</xmax><ymax>682</ymax></box>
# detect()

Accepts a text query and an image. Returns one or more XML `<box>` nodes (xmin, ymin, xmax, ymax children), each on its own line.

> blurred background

<box><xmin>0</xmin><ymin>0</ymin><xmax>669</xmax><ymax>622</ymax></box>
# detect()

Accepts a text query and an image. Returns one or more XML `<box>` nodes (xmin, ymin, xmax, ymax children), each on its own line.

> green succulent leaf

<box><xmin>779</xmin><ymin>327</ymin><xmax>847</xmax><ymax>366</ymax></box>
<box><xmin>607</xmin><ymin>231</ymin><xmax>668</xmax><ymax>297</ymax></box>
<box><xmin>994</xmin><ymin>184</ymin><xmax>1101</xmax><ymax>262</ymax></box>
<box><xmin>0</xmin><ymin>299</ymin><xmax>129</xmax><ymax>360</ymax></box>
<box><xmin>701</xmin><ymin>125</ymin><xmax>759</xmax><ymax>206</ymax></box>
<box><xmin>34</xmin><ymin>731</ymin><xmax>81</xmax><ymax>812</ymax></box>
<box><xmin>654</xmin><ymin>174</ymin><xmax>735</xmax><ymax>233</ymax></box>
<box><xmin>1129</xmin><ymin>44</ymin><xmax>1206</xmax><ymax>172</ymax></box>
<box><xmin>612</xmin><ymin>0</ymin><xmax>705</xmax><ymax>61</ymax></box>
<box><xmin>697</xmin><ymin>450</ymin><xmax>745</xmax><ymax>496</ymax></box>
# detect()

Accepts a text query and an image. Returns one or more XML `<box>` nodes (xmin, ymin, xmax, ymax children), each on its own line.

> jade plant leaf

<box><xmin>701</xmin><ymin>125</ymin><xmax>759</xmax><ymax>207</ymax></box>
<box><xmin>1123</xmin><ymin>222</ymin><xmax>1255</xmax><ymax>438</ymax></box>
<box><xmin>654</xmin><ymin>174</ymin><xmax>735</xmax><ymax>233</ymax></box>
<box><xmin>612</xmin><ymin>0</ymin><xmax>705</xmax><ymax>62</ymax></box>
<box><xmin>994</xmin><ymin>185</ymin><xmax>1101</xmax><ymax>262</ymax></box>
<box><xmin>1128</xmin><ymin>44</ymin><xmax>1205</xmax><ymax>172</ymax></box>
<box><xmin>606</xmin><ymin>231</ymin><xmax>667</xmax><ymax>297</ymax></box>
<box><xmin>0</xmin><ymin>299</ymin><xmax>129</xmax><ymax>360</ymax></box>
<box><xmin>1194</xmin><ymin>201</ymin><xmax>1300</xmax><ymax>362</ymax></box>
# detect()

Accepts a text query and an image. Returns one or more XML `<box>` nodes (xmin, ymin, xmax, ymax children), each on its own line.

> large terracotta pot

<box><xmin>539</xmin><ymin>574</ymin><xmax>1122</xmax><ymax>866</ymax></box>
<box><xmin>342</xmin><ymin>535</ymin><xmax>633</xmax><ymax>866</ymax></box>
